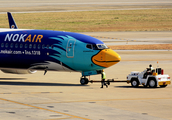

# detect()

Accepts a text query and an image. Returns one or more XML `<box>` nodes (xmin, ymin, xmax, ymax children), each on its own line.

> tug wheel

<box><xmin>148</xmin><ymin>79</ymin><xmax>157</xmax><ymax>88</ymax></box>
<box><xmin>131</xmin><ymin>78</ymin><xmax>139</xmax><ymax>87</ymax></box>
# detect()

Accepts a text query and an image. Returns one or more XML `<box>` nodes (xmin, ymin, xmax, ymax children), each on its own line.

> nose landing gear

<box><xmin>80</xmin><ymin>76</ymin><xmax>89</xmax><ymax>85</ymax></box>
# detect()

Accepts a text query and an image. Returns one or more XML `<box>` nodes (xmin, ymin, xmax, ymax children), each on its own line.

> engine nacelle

<box><xmin>1</xmin><ymin>69</ymin><xmax>37</xmax><ymax>74</ymax></box>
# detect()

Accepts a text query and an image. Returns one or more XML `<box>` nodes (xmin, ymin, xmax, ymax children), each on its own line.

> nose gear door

<box><xmin>66</xmin><ymin>39</ymin><xmax>76</xmax><ymax>58</ymax></box>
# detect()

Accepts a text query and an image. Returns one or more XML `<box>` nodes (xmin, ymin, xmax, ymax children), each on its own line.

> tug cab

<box><xmin>127</xmin><ymin>67</ymin><xmax>171</xmax><ymax>88</ymax></box>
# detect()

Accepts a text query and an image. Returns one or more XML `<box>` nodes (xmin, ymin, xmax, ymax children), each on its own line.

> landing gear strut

<box><xmin>80</xmin><ymin>76</ymin><xmax>89</xmax><ymax>85</ymax></box>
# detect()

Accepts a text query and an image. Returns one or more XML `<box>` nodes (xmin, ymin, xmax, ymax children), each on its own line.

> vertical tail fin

<box><xmin>7</xmin><ymin>12</ymin><xmax>18</xmax><ymax>29</ymax></box>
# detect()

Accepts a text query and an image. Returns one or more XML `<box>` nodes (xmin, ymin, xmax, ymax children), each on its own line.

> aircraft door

<box><xmin>66</xmin><ymin>39</ymin><xmax>76</xmax><ymax>58</ymax></box>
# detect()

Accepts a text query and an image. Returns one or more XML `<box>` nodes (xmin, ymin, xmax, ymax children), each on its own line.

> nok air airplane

<box><xmin>0</xmin><ymin>12</ymin><xmax>121</xmax><ymax>85</ymax></box>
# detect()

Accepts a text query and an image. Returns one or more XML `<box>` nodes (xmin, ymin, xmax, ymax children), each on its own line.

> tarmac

<box><xmin>81</xmin><ymin>31</ymin><xmax>172</xmax><ymax>45</ymax></box>
<box><xmin>0</xmin><ymin>0</ymin><xmax>172</xmax><ymax>13</ymax></box>
<box><xmin>0</xmin><ymin>0</ymin><xmax>172</xmax><ymax>120</ymax></box>
<box><xmin>0</xmin><ymin>32</ymin><xmax>172</xmax><ymax>120</ymax></box>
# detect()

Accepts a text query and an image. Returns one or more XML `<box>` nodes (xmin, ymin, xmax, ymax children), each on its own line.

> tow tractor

<box><xmin>127</xmin><ymin>67</ymin><xmax>171</xmax><ymax>88</ymax></box>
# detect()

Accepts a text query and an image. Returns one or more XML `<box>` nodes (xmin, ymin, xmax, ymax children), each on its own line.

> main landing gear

<box><xmin>80</xmin><ymin>76</ymin><xmax>89</xmax><ymax>85</ymax></box>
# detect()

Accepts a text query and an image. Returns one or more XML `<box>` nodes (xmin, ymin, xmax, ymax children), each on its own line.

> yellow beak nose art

<box><xmin>92</xmin><ymin>49</ymin><xmax>121</xmax><ymax>68</ymax></box>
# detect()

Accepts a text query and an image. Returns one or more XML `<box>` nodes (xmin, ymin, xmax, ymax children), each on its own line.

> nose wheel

<box><xmin>80</xmin><ymin>77</ymin><xmax>89</xmax><ymax>85</ymax></box>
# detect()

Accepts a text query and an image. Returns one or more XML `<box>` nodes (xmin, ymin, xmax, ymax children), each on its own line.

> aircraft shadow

<box><xmin>0</xmin><ymin>81</ymin><xmax>85</xmax><ymax>86</ymax></box>
<box><xmin>115</xmin><ymin>86</ymin><xmax>161</xmax><ymax>89</ymax></box>
<box><xmin>0</xmin><ymin>78</ymin><xmax>27</xmax><ymax>80</ymax></box>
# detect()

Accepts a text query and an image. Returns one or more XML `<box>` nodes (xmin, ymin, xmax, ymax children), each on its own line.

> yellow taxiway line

<box><xmin>31</xmin><ymin>97</ymin><xmax>172</xmax><ymax>104</ymax></box>
<box><xmin>0</xmin><ymin>97</ymin><xmax>90</xmax><ymax>120</ymax></box>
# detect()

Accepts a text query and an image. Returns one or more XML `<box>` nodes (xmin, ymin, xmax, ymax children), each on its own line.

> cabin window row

<box><xmin>1</xmin><ymin>43</ymin><xmax>54</xmax><ymax>49</ymax></box>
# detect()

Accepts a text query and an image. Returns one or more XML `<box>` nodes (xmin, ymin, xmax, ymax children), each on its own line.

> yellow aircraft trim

<box><xmin>92</xmin><ymin>49</ymin><xmax>121</xmax><ymax>68</ymax></box>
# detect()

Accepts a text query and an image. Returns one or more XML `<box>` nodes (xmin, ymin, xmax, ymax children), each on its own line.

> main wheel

<box><xmin>131</xmin><ymin>78</ymin><xmax>139</xmax><ymax>87</ymax></box>
<box><xmin>80</xmin><ymin>78</ymin><xmax>89</xmax><ymax>85</ymax></box>
<box><xmin>148</xmin><ymin>79</ymin><xmax>157</xmax><ymax>88</ymax></box>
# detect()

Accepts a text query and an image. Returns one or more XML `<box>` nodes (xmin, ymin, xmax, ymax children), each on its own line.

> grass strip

<box><xmin>0</xmin><ymin>9</ymin><xmax>172</xmax><ymax>32</ymax></box>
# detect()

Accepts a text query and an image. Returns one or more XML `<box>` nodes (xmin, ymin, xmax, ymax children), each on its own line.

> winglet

<box><xmin>7</xmin><ymin>12</ymin><xmax>18</xmax><ymax>29</ymax></box>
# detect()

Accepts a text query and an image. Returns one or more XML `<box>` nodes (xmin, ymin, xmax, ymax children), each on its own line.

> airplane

<box><xmin>0</xmin><ymin>12</ymin><xmax>121</xmax><ymax>85</ymax></box>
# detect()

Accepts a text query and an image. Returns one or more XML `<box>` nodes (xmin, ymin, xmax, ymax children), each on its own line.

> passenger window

<box><xmin>1</xmin><ymin>43</ymin><xmax>4</xmax><ymax>48</ymax></box>
<box><xmin>46</xmin><ymin>45</ymin><xmax>49</xmax><ymax>49</ymax></box>
<box><xmin>15</xmin><ymin>43</ymin><xmax>18</xmax><ymax>48</ymax></box>
<box><xmin>5</xmin><ymin>43</ymin><xmax>8</xmax><ymax>48</ymax></box>
<box><xmin>29</xmin><ymin>44</ymin><xmax>32</xmax><ymax>49</ymax></box>
<box><xmin>51</xmin><ymin>45</ymin><xmax>54</xmax><ymax>49</ymax></box>
<box><xmin>33</xmin><ymin>44</ymin><xmax>36</xmax><ymax>49</ymax></box>
<box><xmin>86</xmin><ymin>44</ymin><xmax>93</xmax><ymax>49</ymax></box>
<box><xmin>10</xmin><ymin>43</ymin><xmax>13</xmax><ymax>48</ymax></box>
<box><xmin>42</xmin><ymin>44</ymin><xmax>45</xmax><ymax>49</ymax></box>
<box><xmin>38</xmin><ymin>44</ymin><xmax>41</xmax><ymax>49</ymax></box>
<box><xmin>20</xmin><ymin>44</ymin><xmax>23</xmax><ymax>48</ymax></box>
<box><xmin>25</xmin><ymin>44</ymin><xmax>28</xmax><ymax>48</ymax></box>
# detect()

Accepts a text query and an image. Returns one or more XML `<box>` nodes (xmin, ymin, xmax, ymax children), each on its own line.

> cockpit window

<box><xmin>86</xmin><ymin>44</ymin><xmax>108</xmax><ymax>50</ymax></box>
<box><xmin>86</xmin><ymin>44</ymin><xmax>93</xmax><ymax>49</ymax></box>
<box><xmin>97</xmin><ymin>44</ymin><xmax>108</xmax><ymax>49</ymax></box>
<box><xmin>93</xmin><ymin>44</ymin><xmax>98</xmax><ymax>50</ymax></box>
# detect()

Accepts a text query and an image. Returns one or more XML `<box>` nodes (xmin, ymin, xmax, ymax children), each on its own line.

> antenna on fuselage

<box><xmin>44</xmin><ymin>67</ymin><xmax>48</xmax><ymax>75</ymax></box>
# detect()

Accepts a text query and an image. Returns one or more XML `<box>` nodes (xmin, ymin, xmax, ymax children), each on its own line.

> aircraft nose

<box><xmin>105</xmin><ymin>49</ymin><xmax>121</xmax><ymax>67</ymax></box>
<box><xmin>92</xmin><ymin>49</ymin><xmax>121</xmax><ymax>68</ymax></box>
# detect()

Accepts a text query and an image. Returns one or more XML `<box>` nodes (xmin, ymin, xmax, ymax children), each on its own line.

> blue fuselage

<box><xmin>0</xmin><ymin>29</ymin><xmax>121</xmax><ymax>73</ymax></box>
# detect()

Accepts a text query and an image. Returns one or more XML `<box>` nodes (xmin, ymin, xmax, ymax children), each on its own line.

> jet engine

<box><xmin>1</xmin><ymin>69</ymin><xmax>37</xmax><ymax>74</ymax></box>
